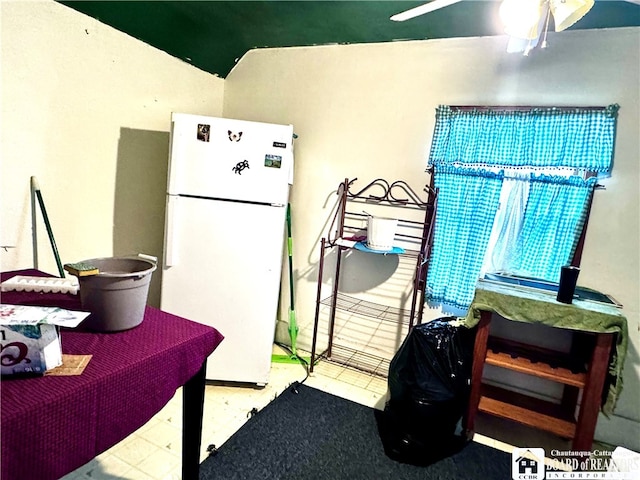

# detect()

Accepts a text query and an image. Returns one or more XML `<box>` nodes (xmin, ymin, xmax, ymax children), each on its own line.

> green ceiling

<box><xmin>59</xmin><ymin>1</ymin><xmax>640</xmax><ymax>78</ymax></box>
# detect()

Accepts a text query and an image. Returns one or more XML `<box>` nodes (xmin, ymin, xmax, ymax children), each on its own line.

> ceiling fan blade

<box><xmin>390</xmin><ymin>0</ymin><xmax>464</xmax><ymax>22</ymax></box>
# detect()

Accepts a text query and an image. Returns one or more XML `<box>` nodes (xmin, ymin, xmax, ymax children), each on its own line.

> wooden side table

<box><xmin>464</xmin><ymin>310</ymin><xmax>614</xmax><ymax>450</ymax></box>
<box><xmin>462</xmin><ymin>280</ymin><xmax>627</xmax><ymax>451</ymax></box>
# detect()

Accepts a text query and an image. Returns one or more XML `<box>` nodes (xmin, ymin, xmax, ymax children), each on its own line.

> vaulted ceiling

<box><xmin>59</xmin><ymin>1</ymin><xmax>640</xmax><ymax>78</ymax></box>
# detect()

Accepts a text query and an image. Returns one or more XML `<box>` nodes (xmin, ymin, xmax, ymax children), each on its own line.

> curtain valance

<box><xmin>427</xmin><ymin>104</ymin><xmax>619</xmax><ymax>175</ymax></box>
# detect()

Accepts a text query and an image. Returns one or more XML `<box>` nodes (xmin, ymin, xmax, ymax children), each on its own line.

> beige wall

<box><xmin>223</xmin><ymin>28</ymin><xmax>640</xmax><ymax>449</ymax></box>
<box><xmin>0</xmin><ymin>0</ymin><xmax>224</xmax><ymax>305</ymax></box>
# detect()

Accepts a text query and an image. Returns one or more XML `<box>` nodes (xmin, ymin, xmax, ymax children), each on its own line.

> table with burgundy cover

<box><xmin>0</xmin><ymin>269</ymin><xmax>224</xmax><ymax>480</ymax></box>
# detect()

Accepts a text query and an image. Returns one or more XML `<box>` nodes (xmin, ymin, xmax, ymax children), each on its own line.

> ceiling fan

<box><xmin>390</xmin><ymin>0</ymin><xmax>624</xmax><ymax>54</ymax></box>
<box><xmin>390</xmin><ymin>0</ymin><xmax>465</xmax><ymax>22</ymax></box>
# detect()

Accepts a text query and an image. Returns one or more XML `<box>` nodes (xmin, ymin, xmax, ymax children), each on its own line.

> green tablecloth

<box><xmin>463</xmin><ymin>280</ymin><xmax>628</xmax><ymax>416</ymax></box>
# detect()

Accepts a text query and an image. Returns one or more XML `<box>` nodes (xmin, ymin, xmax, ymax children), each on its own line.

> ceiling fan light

<box><xmin>500</xmin><ymin>0</ymin><xmax>545</xmax><ymax>40</ymax></box>
<box><xmin>506</xmin><ymin>35</ymin><xmax>541</xmax><ymax>54</ymax></box>
<box><xmin>550</xmin><ymin>0</ymin><xmax>595</xmax><ymax>32</ymax></box>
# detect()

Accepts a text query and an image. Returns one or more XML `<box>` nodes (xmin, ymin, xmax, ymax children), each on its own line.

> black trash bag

<box><xmin>376</xmin><ymin>317</ymin><xmax>475</xmax><ymax>466</ymax></box>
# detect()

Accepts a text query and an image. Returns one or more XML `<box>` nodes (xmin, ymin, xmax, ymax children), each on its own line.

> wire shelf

<box><xmin>310</xmin><ymin>177</ymin><xmax>437</xmax><ymax>377</ymax></box>
<box><xmin>320</xmin><ymin>293</ymin><xmax>413</xmax><ymax>326</ymax></box>
<box><xmin>318</xmin><ymin>344</ymin><xmax>391</xmax><ymax>378</ymax></box>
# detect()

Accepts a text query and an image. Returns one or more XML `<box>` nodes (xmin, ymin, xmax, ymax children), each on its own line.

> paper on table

<box><xmin>45</xmin><ymin>354</ymin><xmax>93</xmax><ymax>376</ymax></box>
<box><xmin>0</xmin><ymin>304</ymin><xmax>90</xmax><ymax>328</ymax></box>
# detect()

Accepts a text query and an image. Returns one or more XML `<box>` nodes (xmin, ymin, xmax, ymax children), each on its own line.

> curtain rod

<box><xmin>447</xmin><ymin>105</ymin><xmax>611</xmax><ymax>112</ymax></box>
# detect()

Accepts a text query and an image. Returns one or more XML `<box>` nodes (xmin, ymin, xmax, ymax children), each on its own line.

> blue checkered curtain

<box><xmin>426</xmin><ymin>165</ymin><xmax>504</xmax><ymax>310</ymax></box>
<box><xmin>508</xmin><ymin>175</ymin><xmax>597</xmax><ymax>282</ymax></box>
<box><xmin>428</xmin><ymin>105</ymin><xmax>619</xmax><ymax>175</ymax></box>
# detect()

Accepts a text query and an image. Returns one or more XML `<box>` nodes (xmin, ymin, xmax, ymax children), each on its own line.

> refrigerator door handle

<box><xmin>164</xmin><ymin>196</ymin><xmax>177</xmax><ymax>267</ymax></box>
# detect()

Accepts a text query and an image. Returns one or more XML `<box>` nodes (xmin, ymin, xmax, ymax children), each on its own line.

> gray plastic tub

<box><xmin>78</xmin><ymin>256</ymin><xmax>157</xmax><ymax>332</ymax></box>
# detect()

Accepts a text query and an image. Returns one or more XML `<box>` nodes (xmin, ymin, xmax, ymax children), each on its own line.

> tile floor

<box><xmin>59</xmin><ymin>345</ymin><xmax>609</xmax><ymax>480</ymax></box>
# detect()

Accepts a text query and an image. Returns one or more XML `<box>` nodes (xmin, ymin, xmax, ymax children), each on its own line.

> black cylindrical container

<box><xmin>557</xmin><ymin>266</ymin><xmax>580</xmax><ymax>304</ymax></box>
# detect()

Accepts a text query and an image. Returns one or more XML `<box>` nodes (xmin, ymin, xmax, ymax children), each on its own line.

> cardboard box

<box><xmin>0</xmin><ymin>305</ymin><xmax>89</xmax><ymax>376</ymax></box>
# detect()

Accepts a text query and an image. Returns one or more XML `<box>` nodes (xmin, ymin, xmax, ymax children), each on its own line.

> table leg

<box><xmin>572</xmin><ymin>333</ymin><xmax>614</xmax><ymax>451</ymax></box>
<box><xmin>182</xmin><ymin>362</ymin><xmax>207</xmax><ymax>480</ymax></box>
<box><xmin>464</xmin><ymin>311</ymin><xmax>492</xmax><ymax>437</ymax></box>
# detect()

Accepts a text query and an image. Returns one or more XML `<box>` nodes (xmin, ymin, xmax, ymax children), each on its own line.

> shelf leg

<box><xmin>463</xmin><ymin>311</ymin><xmax>492</xmax><ymax>437</ymax></box>
<box><xmin>409</xmin><ymin>253</ymin><xmax>423</xmax><ymax>329</ymax></box>
<box><xmin>415</xmin><ymin>279</ymin><xmax>427</xmax><ymax>328</ymax></box>
<box><xmin>310</xmin><ymin>238</ymin><xmax>327</xmax><ymax>373</ymax></box>
<box><xmin>326</xmin><ymin>247</ymin><xmax>343</xmax><ymax>359</ymax></box>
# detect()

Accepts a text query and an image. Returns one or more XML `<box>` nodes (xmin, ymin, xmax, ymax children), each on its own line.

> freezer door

<box><xmin>160</xmin><ymin>195</ymin><xmax>286</xmax><ymax>384</ymax></box>
<box><xmin>168</xmin><ymin>113</ymin><xmax>294</xmax><ymax>205</ymax></box>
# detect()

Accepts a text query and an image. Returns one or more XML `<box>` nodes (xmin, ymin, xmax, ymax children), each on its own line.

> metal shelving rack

<box><xmin>310</xmin><ymin>177</ymin><xmax>437</xmax><ymax>376</ymax></box>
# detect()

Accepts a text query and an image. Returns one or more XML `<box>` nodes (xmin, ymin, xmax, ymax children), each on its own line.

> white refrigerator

<box><xmin>160</xmin><ymin>113</ymin><xmax>294</xmax><ymax>385</ymax></box>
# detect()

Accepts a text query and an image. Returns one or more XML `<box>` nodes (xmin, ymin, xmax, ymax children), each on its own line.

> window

<box><xmin>425</xmin><ymin>105</ymin><xmax>619</xmax><ymax>313</ymax></box>
<box><xmin>480</xmin><ymin>166</ymin><xmax>594</xmax><ymax>280</ymax></box>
